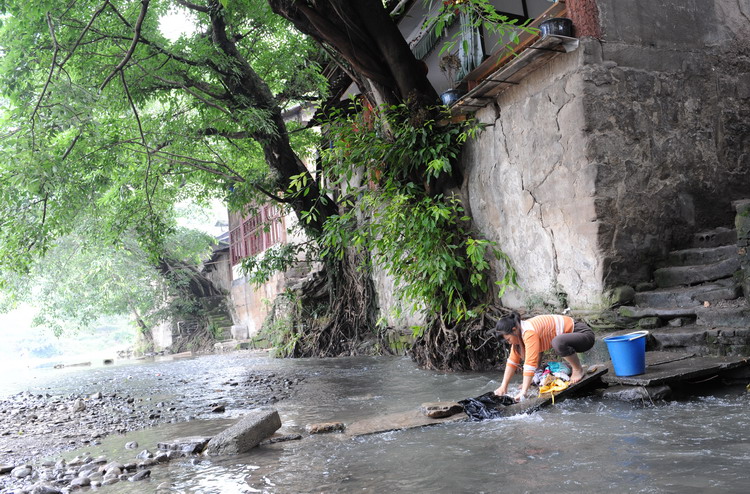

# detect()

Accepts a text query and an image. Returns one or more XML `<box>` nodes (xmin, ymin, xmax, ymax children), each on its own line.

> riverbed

<box><xmin>1</xmin><ymin>351</ymin><xmax>749</xmax><ymax>493</ymax></box>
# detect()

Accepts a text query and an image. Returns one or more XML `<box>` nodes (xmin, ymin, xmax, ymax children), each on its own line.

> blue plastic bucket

<box><xmin>603</xmin><ymin>331</ymin><xmax>649</xmax><ymax>377</ymax></box>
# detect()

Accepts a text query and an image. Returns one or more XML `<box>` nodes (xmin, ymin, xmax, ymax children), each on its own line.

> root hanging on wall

<box><xmin>265</xmin><ymin>249</ymin><xmax>379</xmax><ymax>358</ymax></box>
<box><xmin>410</xmin><ymin>305</ymin><xmax>512</xmax><ymax>371</ymax></box>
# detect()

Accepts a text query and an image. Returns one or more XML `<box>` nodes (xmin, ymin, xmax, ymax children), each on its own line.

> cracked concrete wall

<box><xmin>464</xmin><ymin>47</ymin><xmax>603</xmax><ymax>309</ymax></box>
<box><xmin>587</xmin><ymin>0</ymin><xmax>750</xmax><ymax>285</ymax></box>
<box><xmin>463</xmin><ymin>0</ymin><xmax>750</xmax><ymax>310</ymax></box>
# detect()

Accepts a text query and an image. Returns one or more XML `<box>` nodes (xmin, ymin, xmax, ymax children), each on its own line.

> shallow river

<box><xmin>3</xmin><ymin>352</ymin><xmax>749</xmax><ymax>493</ymax></box>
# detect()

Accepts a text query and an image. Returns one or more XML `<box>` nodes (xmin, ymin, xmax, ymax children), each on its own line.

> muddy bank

<box><xmin>0</xmin><ymin>352</ymin><xmax>302</xmax><ymax>492</ymax></box>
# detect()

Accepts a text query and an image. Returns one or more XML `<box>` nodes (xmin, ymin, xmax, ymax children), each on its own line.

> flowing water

<box><xmin>3</xmin><ymin>352</ymin><xmax>749</xmax><ymax>493</ymax></box>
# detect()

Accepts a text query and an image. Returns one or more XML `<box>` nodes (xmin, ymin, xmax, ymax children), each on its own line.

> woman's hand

<box><xmin>494</xmin><ymin>385</ymin><xmax>507</xmax><ymax>396</ymax></box>
<box><xmin>513</xmin><ymin>391</ymin><xmax>526</xmax><ymax>402</ymax></box>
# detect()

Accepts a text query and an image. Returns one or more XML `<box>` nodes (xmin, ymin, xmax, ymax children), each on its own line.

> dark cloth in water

<box><xmin>458</xmin><ymin>392</ymin><xmax>515</xmax><ymax>421</ymax></box>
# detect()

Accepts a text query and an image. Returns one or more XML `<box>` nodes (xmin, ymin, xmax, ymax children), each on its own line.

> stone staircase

<box><xmin>616</xmin><ymin>223</ymin><xmax>750</xmax><ymax>356</ymax></box>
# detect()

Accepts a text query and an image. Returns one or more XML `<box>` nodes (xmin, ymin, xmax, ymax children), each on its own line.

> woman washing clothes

<box><xmin>493</xmin><ymin>312</ymin><xmax>595</xmax><ymax>402</ymax></box>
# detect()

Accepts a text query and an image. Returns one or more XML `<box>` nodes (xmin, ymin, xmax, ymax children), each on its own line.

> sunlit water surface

<box><xmin>2</xmin><ymin>353</ymin><xmax>748</xmax><ymax>493</ymax></box>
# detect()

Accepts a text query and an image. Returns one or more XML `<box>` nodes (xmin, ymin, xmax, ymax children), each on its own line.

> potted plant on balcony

<box><xmin>439</xmin><ymin>52</ymin><xmax>463</xmax><ymax>106</ymax></box>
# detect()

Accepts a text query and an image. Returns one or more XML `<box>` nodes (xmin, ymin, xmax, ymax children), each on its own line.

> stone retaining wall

<box><xmin>462</xmin><ymin>0</ymin><xmax>750</xmax><ymax>310</ymax></box>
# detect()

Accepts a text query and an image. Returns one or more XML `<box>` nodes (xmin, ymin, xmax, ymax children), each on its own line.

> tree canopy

<box><xmin>0</xmin><ymin>0</ymin><xmax>327</xmax><ymax>274</ymax></box>
<box><xmin>0</xmin><ymin>0</ymin><xmax>523</xmax><ymax>369</ymax></box>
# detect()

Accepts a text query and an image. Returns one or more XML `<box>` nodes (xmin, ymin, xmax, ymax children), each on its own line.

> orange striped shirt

<box><xmin>506</xmin><ymin>315</ymin><xmax>575</xmax><ymax>376</ymax></box>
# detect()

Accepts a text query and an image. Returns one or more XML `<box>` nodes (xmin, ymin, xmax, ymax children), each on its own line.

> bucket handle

<box><xmin>623</xmin><ymin>330</ymin><xmax>649</xmax><ymax>341</ymax></box>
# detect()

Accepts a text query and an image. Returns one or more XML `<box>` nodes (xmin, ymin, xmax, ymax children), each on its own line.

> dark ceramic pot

<box><xmin>440</xmin><ymin>89</ymin><xmax>463</xmax><ymax>106</ymax></box>
<box><xmin>540</xmin><ymin>17</ymin><xmax>573</xmax><ymax>38</ymax></box>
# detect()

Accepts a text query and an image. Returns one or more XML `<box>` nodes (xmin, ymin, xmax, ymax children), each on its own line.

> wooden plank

<box><xmin>463</xmin><ymin>1</ymin><xmax>567</xmax><ymax>88</ymax></box>
<box><xmin>345</xmin><ymin>366</ymin><xmax>607</xmax><ymax>437</ymax></box>
<box><xmin>603</xmin><ymin>354</ymin><xmax>750</xmax><ymax>386</ymax></box>
<box><xmin>498</xmin><ymin>366</ymin><xmax>608</xmax><ymax>416</ymax></box>
<box><xmin>451</xmin><ymin>34</ymin><xmax>576</xmax><ymax>114</ymax></box>
<box><xmin>644</xmin><ymin>350</ymin><xmax>696</xmax><ymax>366</ymax></box>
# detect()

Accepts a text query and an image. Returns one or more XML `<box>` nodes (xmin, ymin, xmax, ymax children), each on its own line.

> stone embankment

<box><xmin>597</xmin><ymin>201</ymin><xmax>750</xmax><ymax>356</ymax></box>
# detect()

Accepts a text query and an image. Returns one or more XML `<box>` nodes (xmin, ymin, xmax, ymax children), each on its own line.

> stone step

<box><xmin>619</xmin><ymin>306</ymin><xmax>698</xmax><ymax>319</ymax></box>
<box><xmin>695</xmin><ymin>306</ymin><xmax>750</xmax><ymax>328</ymax></box>
<box><xmin>663</xmin><ymin>245</ymin><xmax>738</xmax><ymax>268</ymax></box>
<box><xmin>654</xmin><ymin>257</ymin><xmax>740</xmax><ymax>288</ymax></box>
<box><xmin>691</xmin><ymin>227</ymin><xmax>737</xmax><ymax>248</ymax></box>
<box><xmin>633</xmin><ymin>279</ymin><xmax>740</xmax><ymax>308</ymax></box>
<box><xmin>644</xmin><ymin>324</ymin><xmax>750</xmax><ymax>356</ymax></box>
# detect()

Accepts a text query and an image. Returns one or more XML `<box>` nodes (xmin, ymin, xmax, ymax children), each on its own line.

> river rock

<box><xmin>11</xmin><ymin>465</ymin><xmax>32</xmax><ymax>478</ymax></box>
<box><xmin>70</xmin><ymin>399</ymin><xmax>86</xmax><ymax>413</ymax></box>
<box><xmin>157</xmin><ymin>436</ymin><xmax>211</xmax><ymax>455</ymax></box>
<box><xmin>70</xmin><ymin>476</ymin><xmax>91</xmax><ymax>488</ymax></box>
<box><xmin>136</xmin><ymin>449</ymin><xmax>153</xmax><ymax>459</ymax></box>
<box><xmin>130</xmin><ymin>469</ymin><xmax>151</xmax><ymax>481</ymax></box>
<box><xmin>30</xmin><ymin>484</ymin><xmax>63</xmax><ymax>494</ymax></box>
<box><xmin>305</xmin><ymin>422</ymin><xmax>346</xmax><ymax>434</ymax></box>
<box><xmin>125</xmin><ymin>441</ymin><xmax>139</xmax><ymax>449</ymax></box>
<box><xmin>0</xmin><ymin>463</ymin><xmax>14</xmax><ymax>474</ymax></box>
<box><xmin>205</xmin><ymin>408</ymin><xmax>281</xmax><ymax>455</ymax></box>
<box><xmin>100</xmin><ymin>461</ymin><xmax>124</xmax><ymax>474</ymax></box>
<box><xmin>154</xmin><ymin>452</ymin><xmax>170</xmax><ymax>463</ymax></box>
<box><xmin>138</xmin><ymin>458</ymin><xmax>157</xmax><ymax>468</ymax></box>
<box><xmin>419</xmin><ymin>402</ymin><xmax>463</xmax><ymax>418</ymax></box>
<box><xmin>78</xmin><ymin>462</ymin><xmax>100</xmax><ymax>474</ymax></box>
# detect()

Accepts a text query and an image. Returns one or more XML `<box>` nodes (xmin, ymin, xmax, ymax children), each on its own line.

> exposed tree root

<box><xmin>279</xmin><ymin>250</ymin><xmax>378</xmax><ymax>357</ymax></box>
<box><xmin>410</xmin><ymin>305</ymin><xmax>513</xmax><ymax>371</ymax></box>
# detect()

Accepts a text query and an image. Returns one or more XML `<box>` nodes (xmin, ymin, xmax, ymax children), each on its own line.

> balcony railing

<box><xmin>229</xmin><ymin>204</ymin><xmax>286</xmax><ymax>266</ymax></box>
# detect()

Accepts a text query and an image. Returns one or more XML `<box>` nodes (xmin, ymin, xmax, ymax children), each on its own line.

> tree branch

<box><xmin>131</xmin><ymin>63</ymin><xmax>233</xmax><ymax>115</ymax></box>
<box><xmin>59</xmin><ymin>0</ymin><xmax>110</xmax><ymax>69</ymax></box>
<box><xmin>61</xmin><ymin>133</ymin><xmax>81</xmax><ymax>161</ymax></box>
<box><xmin>175</xmin><ymin>0</ymin><xmax>210</xmax><ymax>13</ymax></box>
<box><xmin>32</xmin><ymin>14</ymin><xmax>62</xmax><ymax>146</ymax></box>
<box><xmin>100</xmin><ymin>0</ymin><xmax>150</xmax><ymax>92</ymax></box>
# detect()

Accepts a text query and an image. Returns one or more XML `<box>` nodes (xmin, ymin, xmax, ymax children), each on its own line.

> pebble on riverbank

<box><xmin>0</xmin><ymin>363</ymin><xmax>303</xmax><ymax>492</ymax></box>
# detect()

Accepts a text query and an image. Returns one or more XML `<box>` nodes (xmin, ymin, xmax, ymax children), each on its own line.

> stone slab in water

<box><xmin>345</xmin><ymin>367</ymin><xmax>608</xmax><ymax>437</ymax></box>
<box><xmin>602</xmin><ymin>351</ymin><xmax>750</xmax><ymax>386</ymax></box>
<box><xmin>345</xmin><ymin>409</ymin><xmax>469</xmax><ymax>437</ymax></box>
<box><xmin>205</xmin><ymin>409</ymin><xmax>281</xmax><ymax>455</ymax></box>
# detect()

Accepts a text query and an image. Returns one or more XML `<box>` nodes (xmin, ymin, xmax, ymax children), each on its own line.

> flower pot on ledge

<box><xmin>540</xmin><ymin>17</ymin><xmax>573</xmax><ymax>38</ymax></box>
<box><xmin>440</xmin><ymin>88</ymin><xmax>463</xmax><ymax>106</ymax></box>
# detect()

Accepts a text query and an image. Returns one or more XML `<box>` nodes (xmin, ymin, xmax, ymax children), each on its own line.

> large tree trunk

<box><xmin>268</xmin><ymin>0</ymin><xmax>438</xmax><ymax>107</ymax></box>
<box><xmin>208</xmin><ymin>0</ymin><xmax>338</xmax><ymax>235</ymax></box>
<box><xmin>203</xmin><ymin>1</ymin><xmax>381</xmax><ymax>354</ymax></box>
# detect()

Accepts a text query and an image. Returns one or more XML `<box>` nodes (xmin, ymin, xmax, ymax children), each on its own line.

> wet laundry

<box><xmin>458</xmin><ymin>392</ymin><xmax>515</xmax><ymax>420</ymax></box>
